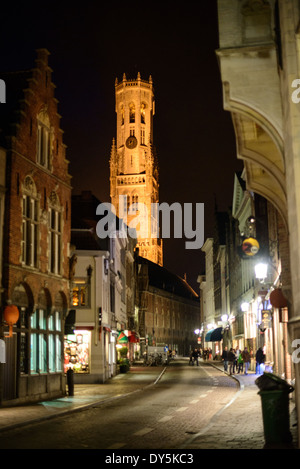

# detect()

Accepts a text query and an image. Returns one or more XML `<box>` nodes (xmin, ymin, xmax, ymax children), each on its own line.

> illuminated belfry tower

<box><xmin>110</xmin><ymin>73</ymin><xmax>163</xmax><ymax>266</ymax></box>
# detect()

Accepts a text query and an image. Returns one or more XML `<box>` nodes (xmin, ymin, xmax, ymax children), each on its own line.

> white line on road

<box><xmin>133</xmin><ymin>427</ymin><xmax>154</xmax><ymax>436</ymax></box>
<box><xmin>189</xmin><ymin>400</ymin><xmax>199</xmax><ymax>404</ymax></box>
<box><xmin>176</xmin><ymin>407</ymin><xmax>188</xmax><ymax>412</ymax></box>
<box><xmin>107</xmin><ymin>442</ymin><xmax>126</xmax><ymax>449</ymax></box>
<box><xmin>158</xmin><ymin>415</ymin><xmax>173</xmax><ymax>422</ymax></box>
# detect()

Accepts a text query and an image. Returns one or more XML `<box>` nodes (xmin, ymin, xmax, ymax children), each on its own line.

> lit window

<box><xmin>72</xmin><ymin>282</ymin><xmax>89</xmax><ymax>308</ymax></box>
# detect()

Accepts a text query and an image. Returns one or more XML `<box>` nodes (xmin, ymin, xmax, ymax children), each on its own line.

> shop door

<box><xmin>2</xmin><ymin>335</ymin><xmax>17</xmax><ymax>400</ymax></box>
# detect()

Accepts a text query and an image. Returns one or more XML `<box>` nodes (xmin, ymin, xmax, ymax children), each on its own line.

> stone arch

<box><xmin>37</xmin><ymin>287</ymin><xmax>52</xmax><ymax>316</ymax></box>
<box><xmin>11</xmin><ymin>282</ymin><xmax>34</xmax><ymax>314</ymax></box>
<box><xmin>54</xmin><ymin>291</ymin><xmax>68</xmax><ymax>317</ymax></box>
<box><xmin>221</xmin><ymin>82</ymin><xmax>287</xmax><ymax>228</ymax></box>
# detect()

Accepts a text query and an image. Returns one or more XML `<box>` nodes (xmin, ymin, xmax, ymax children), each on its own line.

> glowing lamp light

<box><xmin>241</xmin><ymin>302</ymin><xmax>249</xmax><ymax>312</ymax></box>
<box><xmin>4</xmin><ymin>304</ymin><xmax>19</xmax><ymax>338</ymax></box>
<box><xmin>255</xmin><ymin>263</ymin><xmax>268</xmax><ymax>281</ymax></box>
<box><xmin>194</xmin><ymin>329</ymin><xmax>200</xmax><ymax>335</ymax></box>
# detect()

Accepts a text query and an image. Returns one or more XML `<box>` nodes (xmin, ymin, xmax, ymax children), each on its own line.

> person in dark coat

<box><xmin>255</xmin><ymin>347</ymin><xmax>265</xmax><ymax>374</ymax></box>
<box><xmin>228</xmin><ymin>348</ymin><xmax>235</xmax><ymax>375</ymax></box>
<box><xmin>221</xmin><ymin>346</ymin><xmax>229</xmax><ymax>372</ymax></box>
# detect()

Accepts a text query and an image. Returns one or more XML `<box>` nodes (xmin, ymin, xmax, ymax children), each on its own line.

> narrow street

<box><xmin>0</xmin><ymin>360</ymin><xmax>238</xmax><ymax>449</ymax></box>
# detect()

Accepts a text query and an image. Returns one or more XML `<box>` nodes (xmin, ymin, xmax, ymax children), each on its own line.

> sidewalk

<box><xmin>186</xmin><ymin>360</ymin><xmax>298</xmax><ymax>450</ymax></box>
<box><xmin>0</xmin><ymin>365</ymin><xmax>166</xmax><ymax>433</ymax></box>
<box><xmin>0</xmin><ymin>360</ymin><xmax>298</xmax><ymax>450</ymax></box>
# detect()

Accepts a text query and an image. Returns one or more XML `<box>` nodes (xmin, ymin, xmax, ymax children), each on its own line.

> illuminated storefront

<box><xmin>64</xmin><ymin>329</ymin><xmax>91</xmax><ymax>374</ymax></box>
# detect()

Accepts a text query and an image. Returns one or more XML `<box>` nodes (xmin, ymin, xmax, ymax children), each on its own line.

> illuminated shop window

<box><xmin>64</xmin><ymin>331</ymin><xmax>90</xmax><ymax>374</ymax></box>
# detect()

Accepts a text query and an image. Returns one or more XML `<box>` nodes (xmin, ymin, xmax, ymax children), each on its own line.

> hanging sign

<box><xmin>241</xmin><ymin>237</ymin><xmax>260</xmax><ymax>256</ymax></box>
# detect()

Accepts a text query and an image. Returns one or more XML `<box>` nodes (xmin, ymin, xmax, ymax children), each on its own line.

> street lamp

<box><xmin>255</xmin><ymin>262</ymin><xmax>268</xmax><ymax>283</ymax></box>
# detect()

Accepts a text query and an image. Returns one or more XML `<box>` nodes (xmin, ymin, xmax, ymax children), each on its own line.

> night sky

<box><xmin>0</xmin><ymin>1</ymin><xmax>242</xmax><ymax>291</ymax></box>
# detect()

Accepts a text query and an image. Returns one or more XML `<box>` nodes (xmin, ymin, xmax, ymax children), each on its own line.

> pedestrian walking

<box><xmin>255</xmin><ymin>347</ymin><xmax>265</xmax><ymax>374</ymax></box>
<box><xmin>242</xmin><ymin>347</ymin><xmax>251</xmax><ymax>375</ymax></box>
<box><xmin>221</xmin><ymin>346</ymin><xmax>229</xmax><ymax>372</ymax></box>
<box><xmin>237</xmin><ymin>350</ymin><xmax>243</xmax><ymax>374</ymax></box>
<box><xmin>192</xmin><ymin>348</ymin><xmax>199</xmax><ymax>366</ymax></box>
<box><xmin>233</xmin><ymin>346</ymin><xmax>239</xmax><ymax>373</ymax></box>
<box><xmin>228</xmin><ymin>348</ymin><xmax>235</xmax><ymax>375</ymax></box>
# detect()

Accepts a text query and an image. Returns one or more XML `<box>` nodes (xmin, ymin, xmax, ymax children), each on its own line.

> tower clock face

<box><xmin>126</xmin><ymin>135</ymin><xmax>137</xmax><ymax>149</ymax></box>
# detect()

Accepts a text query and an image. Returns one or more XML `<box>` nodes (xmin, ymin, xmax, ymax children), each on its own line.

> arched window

<box><xmin>141</xmin><ymin>102</ymin><xmax>146</xmax><ymax>124</ymax></box>
<box><xmin>120</xmin><ymin>104</ymin><xmax>125</xmax><ymax>126</ymax></box>
<box><xmin>37</xmin><ymin>107</ymin><xmax>52</xmax><ymax>170</ymax></box>
<box><xmin>129</xmin><ymin>103</ymin><xmax>135</xmax><ymax>123</ymax></box>
<box><xmin>21</xmin><ymin>176</ymin><xmax>39</xmax><ymax>268</ymax></box>
<box><xmin>48</xmin><ymin>191</ymin><xmax>62</xmax><ymax>275</ymax></box>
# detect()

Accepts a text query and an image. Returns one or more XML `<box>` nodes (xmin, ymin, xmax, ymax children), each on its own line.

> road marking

<box><xmin>199</xmin><ymin>394</ymin><xmax>207</xmax><ymax>398</ymax></box>
<box><xmin>133</xmin><ymin>427</ymin><xmax>153</xmax><ymax>436</ymax></box>
<box><xmin>176</xmin><ymin>407</ymin><xmax>188</xmax><ymax>412</ymax></box>
<box><xmin>107</xmin><ymin>442</ymin><xmax>126</xmax><ymax>449</ymax></box>
<box><xmin>207</xmin><ymin>389</ymin><xmax>213</xmax><ymax>393</ymax></box>
<box><xmin>189</xmin><ymin>399</ymin><xmax>199</xmax><ymax>404</ymax></box>
<box><xmin>158</xmin><ymin>415</ymin><xmax>173</xmax><ymax>422</ymax></box>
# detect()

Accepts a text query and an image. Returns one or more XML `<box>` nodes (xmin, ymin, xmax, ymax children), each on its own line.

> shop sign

<box><xmin>261</xmin><ymin>310</ymin><xmax>271</xmax><ymax>329</ymax></box>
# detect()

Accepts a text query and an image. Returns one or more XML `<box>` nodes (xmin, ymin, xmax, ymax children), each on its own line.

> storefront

<box><xmin>64</xmin><ymin>329</ymin><xmax>91</xmax><ymax>374</ymax></box>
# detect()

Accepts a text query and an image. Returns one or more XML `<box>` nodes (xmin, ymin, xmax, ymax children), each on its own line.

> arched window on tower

<box><xmin>120</xmin><ymin>104</ymin><xmax>124</xmax><ymax>126</ymax></box>
<box><xmin>141</xmin><ymin>102</ymin><xmax>146</xmax><ymax>124</ymax></box>
<box><xmin>129</xmin><ymin>103</ymin><xmax>135</xmax><ymax>123</ymax></box>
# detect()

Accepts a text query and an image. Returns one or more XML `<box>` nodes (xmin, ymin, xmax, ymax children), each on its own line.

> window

<box><xmin>141</xmin><ymin>103</ymin><xmax>146</xmax><ymax>124</ymax></box>
<box><xmin>48</xmin><ymin>194</ymin><xmax>62</xmax><ymax>275</ymax></box>
<box><xmin>36</xmin><ymin>108</ymin><xmax>52</xmax><ymax>170</ymax></box>
<box><xmin>141</xmin><ymin>128</ymin><xmax>145</xmax><ymax>145</ymax></box>
<box><xmin>129</xmin><ymin>103</ymin><xmax>135</xmax><ymax>123</ymax></box>
<box><xmin>72</xmin><ymin>281</ymin><xmax>90</xmax><ymax>308</ymax></box>
<box><xmin>30</xmin><ymin>308</ymin><xmax>62</xmax><ymax>373</ymax></box>
<box><xmin>37</xmin><ymin>123</ymin><xmax>51</xmax><ymax>169</ymax></box>
<box><xmin>21</xmin><ymin>177</ymin><xmax>39</xmax><ymax>268</ymax></box>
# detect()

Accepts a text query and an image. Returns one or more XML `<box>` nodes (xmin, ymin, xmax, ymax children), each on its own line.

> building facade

<box><xmin>136</xmin><ymin>257</ymin><xmax>200</xmax><ymax>356</ymax></box>
<box><xmin>68</xmin><ymin>191</ymin><xmax>137</xmax><ymax>383</ymax></box>
<box><xmin>110</xmin><ymin>74</ymin><xmax>163</xmax><ymax>267</ymax></box>
<box><xmin>0</xmin><ymin>49</ymin><xmax>71</xmax><ymax>405</ymax></box>
<box><xmin>217</xmin><ymin>0</ymin><xmax>300</xmax><ymax>443</ymax></box>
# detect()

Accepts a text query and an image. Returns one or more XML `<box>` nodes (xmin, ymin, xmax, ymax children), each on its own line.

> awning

<box><xmin>205</xmin><ymin>327</ymin><xmax>223</xmax><ymax>342</ymax></box>
<box><xmin>128</xmin><ymin>332</ymin><xmax>139</xmax><ymax>343</ymax></box>
<box><xmin>117</xmin><ymin>331</ymin><xmax>129</xmax><ymax>344</ymax></box>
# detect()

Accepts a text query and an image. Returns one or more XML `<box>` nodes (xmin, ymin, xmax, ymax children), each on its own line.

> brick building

<box><xmin>0</xmin><ymin>49</ymin><xmax>72</xmax><ymax>405</ymax></box>
<box><xmin>136</xmin><ymin>256</ymin><xmax>200</xmax><ymax>356</ymax></box>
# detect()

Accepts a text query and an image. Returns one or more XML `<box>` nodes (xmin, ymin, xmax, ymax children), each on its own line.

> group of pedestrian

<box><xmin>189</xmin><ymin>346</ymin><xmax>216</xmax><ymax>366</ymax></box>
<box><xmin>221</xmin><ymin>346</ymin><xmax>265</xmax><ymax>375</ymax></box>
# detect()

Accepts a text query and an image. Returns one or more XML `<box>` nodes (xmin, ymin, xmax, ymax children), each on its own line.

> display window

<box><xmin>64</xmin><ymin>330</ymin><xmax>90</xmax><ymax>373</ymax></box>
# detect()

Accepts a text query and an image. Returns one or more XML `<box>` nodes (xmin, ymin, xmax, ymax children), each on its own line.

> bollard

<box><xmin>67</xmin><ymin>368</ymin><xmax>74</xmax><ymax>396</ymax></box>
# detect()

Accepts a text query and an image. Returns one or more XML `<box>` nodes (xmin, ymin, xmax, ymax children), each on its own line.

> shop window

<box><xmin>64</xmin><ymin>331</ymin><xmax>90</xmax><ymax>374</ymax></box>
